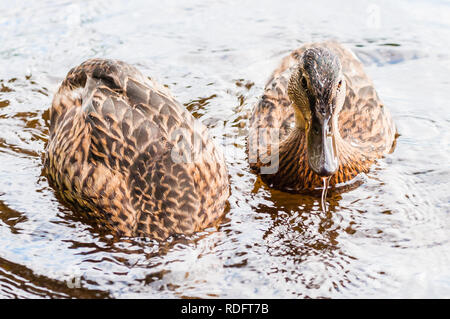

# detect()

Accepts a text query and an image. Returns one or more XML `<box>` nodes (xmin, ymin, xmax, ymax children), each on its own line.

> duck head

<box><xmin>288</xmin><ymin>47</ymin><xmax>346</xmax><ymax>177</ymax></box>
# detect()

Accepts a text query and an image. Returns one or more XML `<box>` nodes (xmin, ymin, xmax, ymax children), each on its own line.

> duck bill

<box><xmin>307</xmin><ymin>116</ymin><xmax>339</xmax><ymax>177</ymax></box>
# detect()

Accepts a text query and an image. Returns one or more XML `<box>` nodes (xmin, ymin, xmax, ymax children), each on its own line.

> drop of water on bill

<box><xmin>320</xmin><ymin>176</ymin><xmax>331</xmax><ymax>212</ymax></box>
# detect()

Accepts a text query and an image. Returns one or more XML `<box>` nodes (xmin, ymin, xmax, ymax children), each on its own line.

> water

<box><xmin>0</xmin><ymin>0</ymin><xmax>449</xmax><ymax>298</ymax></box>
<box><xmin>321</xmin><ymin>177</ymin><xmax>331</xmax><ymax>213</ymax></box>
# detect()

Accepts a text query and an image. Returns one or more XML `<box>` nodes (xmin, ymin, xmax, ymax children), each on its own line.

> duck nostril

<box><xmin>312</xmin><ymin>123</ymin><xmax>320</xmax><ymax>134</ymax></box>
<box><xmin>317</xmin><ymin>166</ymin><xmax>336</xmax><ymax>177</ymax></box>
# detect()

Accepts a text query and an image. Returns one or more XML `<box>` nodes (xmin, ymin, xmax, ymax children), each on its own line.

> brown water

<box><xmin>1</xmin><ymin>0</ymin><xmax>450</xmax><ymax>298</ymax></box>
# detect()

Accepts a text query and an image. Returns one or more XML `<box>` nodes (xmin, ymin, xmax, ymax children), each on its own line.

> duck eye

<box><xmin>337</xmin><ymin>80</ymin><xmax>342</xmax><ymax>90</ymax></box>
<box><xmin>301</xmin><ymin>77</ymin><xmax>307</xmax><ymax>89</ymax></box>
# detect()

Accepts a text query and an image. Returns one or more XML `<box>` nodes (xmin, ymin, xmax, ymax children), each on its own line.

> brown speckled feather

<box><xmin>45</xmin><ymin>59</ymin><xmax>229</xmax><ymax>239</ymax></box>
<box><xmin>248</xmin><ymin>41</ymin><xmax>396</xmax><ymax>191</ymax></box>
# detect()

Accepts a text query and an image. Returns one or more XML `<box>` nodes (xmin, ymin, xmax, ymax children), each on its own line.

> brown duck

<box><xmin>248</xmin><ymin>41</ymin><xmax>397</xmax><ymax>192</ymax></box>
<box><xmin>45</xmin><ymin>59</ymin><xmax>229</xmax><ymax>239</ymax></box>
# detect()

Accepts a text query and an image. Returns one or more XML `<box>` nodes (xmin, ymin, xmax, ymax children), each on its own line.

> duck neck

<box><xmin>262</xmin><ymin>118</ymin><xmax>370</xmax><ymax>191</ymax></box>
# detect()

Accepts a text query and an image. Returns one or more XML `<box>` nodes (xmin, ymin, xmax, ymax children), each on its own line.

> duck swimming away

<box><xmin>248</xmin><ymin>41</ymin><xmax>397</xmax><ymax>208</ymax></box>
<box><xmin>44</xmin><ymin>59</ymin><xmax>229</xmax><ymax>239</ymax></box>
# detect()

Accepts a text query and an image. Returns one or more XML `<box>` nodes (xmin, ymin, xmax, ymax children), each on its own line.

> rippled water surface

<box><xmin>1</xmin><ymin>0</ymin><xmax>450</xmax><ymax>298</ymax></box>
